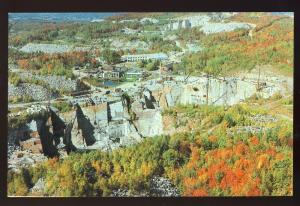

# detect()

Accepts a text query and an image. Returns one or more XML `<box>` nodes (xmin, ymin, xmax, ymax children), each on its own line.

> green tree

<box><xmin>146</xmin><ymin>60</ymin><xmax>160</xmax><ymax>71</ymax></box>
<box><xmin>137</xmin><ymin>60</ymin><xmax>147</xmax><ymax>68</ymax></box>
<box><xmin>163</xmin><ymin>149</ymin><xmax>181</xmax><ymax>168</ymax></box>
<box><xmin>102</xmin><ymin>49</ymin><xmax>121</xmax><ymax>64</ymax></box>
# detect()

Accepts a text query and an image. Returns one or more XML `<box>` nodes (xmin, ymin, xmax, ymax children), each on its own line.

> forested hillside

<box><xmin>177</xmin><ymin>13</ymin><xmax>293</xmax><ymax>76</ymax></box>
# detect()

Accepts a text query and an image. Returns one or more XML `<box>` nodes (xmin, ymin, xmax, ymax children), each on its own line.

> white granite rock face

<box><xmin>165</xmin><ymin>13</ymin><xmax>249</xmax><ymax>34</ymax></box>
<box><xmin>134</xmin><ymin>109</ymin><xmax>163</xmax><ymax>137</ymax></box>
<box><xmin>153</xmin><ymin>75</ymin><xmax>283</xmax><ymax>107</ymax></box>
<box><xmin>200</xmin><ymin>22</ymin><xmax>251</xmax><ymax>34</ymax></box>
<box><xmin>66</xmin><ymin>102</ymin><xmax>143</xmax><ymax>151</ymax></box>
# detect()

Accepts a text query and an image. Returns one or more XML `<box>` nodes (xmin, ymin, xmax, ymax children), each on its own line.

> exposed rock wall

<box><xmin>200</xmin><ymin>22</ymin><xmax>251</xmax><ymax>34</ymax></box>
<box><xmin>38</xmin><ymin>114</ymin><xmax>60</xmax><ymax>157</ymax></box>
<box><xmin>150</xmin><ymin>75</ymin><xmax>282</xmax><ymax>108</ymax></box>
<box><xmin>64</xmin><ymin>102</ymin><xmax>143</xmax><ymax>151</ymax></box>
<box><xmin>8</xmin><ymin>108</ymin><xmax>68</xmax><ymax>171</ymax></box>
<box><xmin>8</xmin><ymin>118</ymin><xmax>45</xmax><ymax>145</ymax></box>
<box><xmin>134</xmin><ymin>109</ymin><xmax>163</xmax><ymax>137</ymax></box>
<box><xmin>75</xmin><ymin>105</ymin><xmax>96</xmax><ymax>146</ymax></box>
<box><xmin>165</xmin><ymin>13</ymin><xmax>250</xmax><ymax>34</ymax></box>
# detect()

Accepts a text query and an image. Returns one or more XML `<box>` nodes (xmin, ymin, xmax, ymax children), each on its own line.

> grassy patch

<box><xmin>51</xmin><ymin>101</ymin><xmax>74</xmax><ymax>113</ymax></box>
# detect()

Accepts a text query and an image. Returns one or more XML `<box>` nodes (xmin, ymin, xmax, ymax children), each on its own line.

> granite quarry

<box><xmin>8</xmin><ymin>12</ymin><xmax>293</xmax><ymax>178</ymax></box>
<box><xmin>7</xmin><ymin>11</ymin><xmax>294</xmax><ymax>197</ymax></box>
<box><xmin>7</xmin><ymin>67</ymin><xmax>292</xmax><ymax>174</ymax></box>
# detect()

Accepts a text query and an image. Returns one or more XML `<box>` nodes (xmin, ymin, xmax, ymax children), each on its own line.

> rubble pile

<box><xmin>149</xmin><ymin>176</ymin><xmax>180</xmax><ymax>197</ymax></box>
<box><xmin>8</xmin><ymin>149</ymin><xmax>48</xmax><ymax>172</ymax></box>
<box><xmin>227</xmin><ymin>126</ymin><xmax>268</xmax><ymax>136</ymax></box>
<box><xmin>18</xmin><ymin>72</ymin><xmax>79</xmax><ymax>92</ymax></box>
<box><xmin>110</xmin><ymin>176</ymin><xmax>180</xmax><ymax>197</ymax></box>
<box><xmin>250</xmin><ymin>114</ymin><xmax>278</xmax><ymax>123</ymax></box>
<box><xmin>19</xmin><ymin>43</ymin><xmax>90</xmax><ymax>54</ymax></box>
<box><xmin>29</xmin><ymin>178</ymin><xmax>46</xmax><ymax>195</ymax></box>
<box><xmin>8</xmin><ymin>83</ymin><xmax>58</xmax><ymax>101</ymax></box>
<box><xmin>110</xmin><ymin>39</ymin><xmax>149</xmax><ymax>51</ymax></box>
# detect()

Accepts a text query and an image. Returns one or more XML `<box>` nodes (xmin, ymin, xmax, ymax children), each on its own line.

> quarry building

<box><xmin>121</xmin><ymin>53</ymin><xmax>168</xmax><ymax>62</ymax></box>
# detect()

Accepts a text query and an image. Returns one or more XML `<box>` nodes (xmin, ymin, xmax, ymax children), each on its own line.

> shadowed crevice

<box><xmin>76</xmin><ymin>104</ymin><xmax>96</xmax><ymax>146</ymax></box>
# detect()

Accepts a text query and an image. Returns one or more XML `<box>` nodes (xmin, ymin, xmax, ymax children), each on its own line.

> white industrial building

<box><xmin>121</xmin><ymin>53</ymin><xmax>168</xmax><ymax>62</ymax></box>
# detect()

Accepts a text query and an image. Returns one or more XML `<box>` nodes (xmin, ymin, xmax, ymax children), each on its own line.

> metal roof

<box><xmin>121</xmin><ymin>53</ymin><xmax>168</xmax><ymax>59</ymax></box>
<box><xmin>126</xmin><ymin>68</ymin><xmax>143</xmax><ymax>74</ymax></box>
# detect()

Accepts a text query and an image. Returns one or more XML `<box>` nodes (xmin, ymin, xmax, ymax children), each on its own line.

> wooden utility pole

<box><xmin>48</xmin><ymin>98</ymin><xmax>50</xmax><ymax>109</ymax></box>
<box><xmin>159</xmin><ymin>61</ymin><xmax>162</xmax><ymax>77</ymax></box>
<box><xmin>206</xmin><ymin>73</ymin><xmax>209</xmax><ymax>105</ymax></box>
<box><xmin>257</xmin><ymin>66</ymin><xmax>261</xmax><ymax>91</ymax></box>
<box><xmin>225</xmin><ymin>80</ymin><xmax>228</xmax><ymax>106</ymax></box>
<box><xmin>184</xmin><ymin>63</ymin><xmax>192</xmax><ymax>83</ymax></box>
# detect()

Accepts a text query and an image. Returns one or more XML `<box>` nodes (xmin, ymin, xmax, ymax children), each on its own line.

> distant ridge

<box><xmin>8</xmin><ymin>12</ymin><xmax>121</xmax><ymax>22</ymax></box>
<box><xmin>271</xmin><ymin>12</ymin><xmax>294</xmax><ymax>17</ymax></box>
